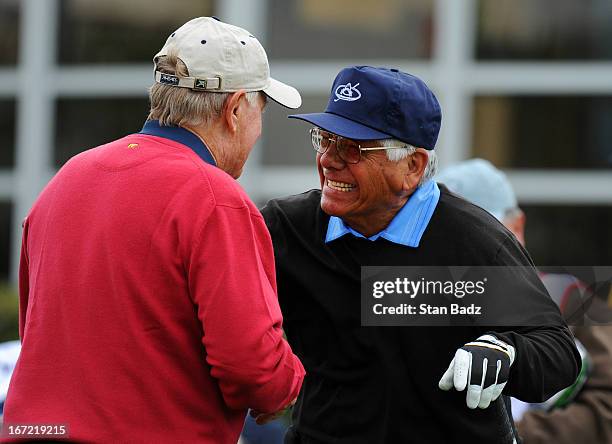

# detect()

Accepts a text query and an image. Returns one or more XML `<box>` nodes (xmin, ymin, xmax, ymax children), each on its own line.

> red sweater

<box><xmin>3</xmin><ymin>132</ymin><xmax>304</xmax><ymax>443</ymax></box>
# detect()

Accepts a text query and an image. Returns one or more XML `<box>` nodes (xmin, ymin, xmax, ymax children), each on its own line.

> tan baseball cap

<box><xmin>154</xmin><ymin>17</ymin><xmax>301</xmax><ymax>109</ymax></box>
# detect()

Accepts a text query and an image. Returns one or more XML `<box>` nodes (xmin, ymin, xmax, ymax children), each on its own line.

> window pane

<box><xmin>0</xmin><ymin>0</ymin><xmax>19</xmax><ymax>65</ymax></box>
<box><xmin>54</xmin><ymin>98</ymin><xmax>149</xmax><ymax>167</ymax></box>
<box><xmin>58</xmin><ymin>0</ymin><xmax>214</xmax><ymax>64</ymax></box>
<box><xmin>0</xmin><ymin>100</ymin><xmax>16</xmax><ymax>167</ymax></box>
<box><xmin>472</xmin><ymin>96</ymin><xmax>612</xmax><ymax>169</ymax></box>
<box><xmin>477</xmin><ymin>0</ymin><xmax>612</xmax><ymax>60</ymax></box>
<box><xmin>267</xmin><ymin>0</ymin><xmax>433</xmax><ymax>60</ymax></box>
<box><xmin>523</xmin><ymin>205</ymin><xmax>612</xmax><ymax>266</ymax></box>
<box><xmin>0</xmin><ymin>201</ymin><xmax>12</xmax><ymax>280</ymax></box>
<box><xmin>262</xmin><ymin>94</ymin><xmax>328</xmax><ymax>166</ymax></box>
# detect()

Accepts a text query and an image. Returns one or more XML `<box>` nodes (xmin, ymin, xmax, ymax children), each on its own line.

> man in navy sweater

<box><xmin>261</xmin><ymin>66</ymin><xmax>580</xmax><ymax>443</ymax></box>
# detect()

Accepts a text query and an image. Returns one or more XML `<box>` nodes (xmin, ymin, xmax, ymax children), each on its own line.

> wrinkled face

<box><xmin>316</xmin><ymin>133</ymin><xmax>411</xmax><ymax>226</ymax></box>
<box><xmin>228</xmin><ymin>93</ymin><xmax>266</xmax><ymax>178</ymax></box>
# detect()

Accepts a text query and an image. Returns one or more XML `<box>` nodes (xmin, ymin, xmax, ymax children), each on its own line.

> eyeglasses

<box><xmin>309</xmin><ymin>127</ymin><xmax>410</xmax><ymax>164</ymax></box>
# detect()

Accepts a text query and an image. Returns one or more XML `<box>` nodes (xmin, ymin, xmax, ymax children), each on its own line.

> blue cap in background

<box><xmin>289</xmin><ymin>66</ymin><xmax>442</xmax><ymax>150</ymax></box>
<box><xmin>436</xmin><ymin>158</ymin><xmax>518</xmax><ymax>220</ymax></box>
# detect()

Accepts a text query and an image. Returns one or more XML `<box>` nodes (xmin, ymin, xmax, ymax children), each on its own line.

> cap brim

<box><xmin>288</xmin><ymin>112</ymin><xmax>392</xmax><ymax>140</ymax></box>
<box><xmin>263</xmin><ymin>78</ymin><xmax>302</xmax><ymax>109</ymax></box>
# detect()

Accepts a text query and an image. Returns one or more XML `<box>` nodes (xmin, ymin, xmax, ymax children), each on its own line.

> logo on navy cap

<box><xmin>334</xmin><ymin>82</ymin><xmax>361</xmax><ymax>102</ymax></box>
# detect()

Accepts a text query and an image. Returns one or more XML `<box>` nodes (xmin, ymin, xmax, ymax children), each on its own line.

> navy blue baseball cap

<box><xmin>289</xmin><ymin>66</ymin><xmax>442</xmax><ymax>150</ymax></box>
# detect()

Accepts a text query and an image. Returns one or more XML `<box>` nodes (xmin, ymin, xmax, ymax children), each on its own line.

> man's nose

<box><xmin>319</xmin><ymin>143</ymin><xmax>345</xmax><ymax>169</ymax></box>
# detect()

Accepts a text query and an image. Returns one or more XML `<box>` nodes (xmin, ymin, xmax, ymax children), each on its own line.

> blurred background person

<box><xmin>0</xmin><ymin>340</ymin><xmax>19</xmax><ymax>426</ymax></box>
<box><xmin>241</xmin><ymin>414</ymin><xmax>288</xmax><ymax>444</ymax></box>
<box><xmin>437</xmin><ymin>158</ymin><xmax>612</xmax><ymax>444</ymax></box>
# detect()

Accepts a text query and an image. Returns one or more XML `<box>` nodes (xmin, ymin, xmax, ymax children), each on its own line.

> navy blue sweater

<box><xmin>262</xmin><ymin>186</ymin><xmax>579</xmax><ymax>444</ymax></box>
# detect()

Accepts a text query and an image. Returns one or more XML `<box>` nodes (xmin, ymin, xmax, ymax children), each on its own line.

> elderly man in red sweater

<box><xmin>2</xmin><ymin>17</ymin><xmax>304</xmax><ymax>443</ymax></box>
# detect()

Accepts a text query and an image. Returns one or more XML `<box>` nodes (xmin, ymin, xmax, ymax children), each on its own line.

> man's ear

<box><xmin>503</xmin><ymin>210</ymin><xmax>526</xmax><ymax>246</ymax></box>
<box><xmin>223</xmin><ymin>90</ymin><xmax>247</xmax><ymax>133</ymax></box>
<box><xmin>403</xmin><ymin>148</ymin><xmax>429</xmax><ymax>192</ymax></box>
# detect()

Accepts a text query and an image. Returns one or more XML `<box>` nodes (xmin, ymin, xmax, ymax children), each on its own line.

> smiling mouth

<box><xmin>327</xmin><ymin>179</ymin><xmax>356</xmax><ymax>192</ymax></box>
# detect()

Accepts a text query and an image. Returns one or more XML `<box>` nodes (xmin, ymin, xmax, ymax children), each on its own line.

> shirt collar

<box><xmin>325</xmin><ymin>179</ymin><xmax>440</xmax><ymax>247</ymax></box>
<box><xmin>139</xmin><ymin>120</ymin><xmax>217</xmax><ymax>166</ymax></box>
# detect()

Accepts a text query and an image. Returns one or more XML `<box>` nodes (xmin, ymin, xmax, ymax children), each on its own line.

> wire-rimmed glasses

<box><xmin>310</xmin><ymin>127</ymin><xmax>410</xmax><ymax>164</ymax></box>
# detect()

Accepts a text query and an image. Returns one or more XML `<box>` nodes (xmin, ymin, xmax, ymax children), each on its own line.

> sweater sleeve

<box><xmin>490</xmin><ymin>237</ymin><xmax>581</xmax><ymax>402</ymax></box>
<box><xmin>495</xmin><ymin>326</ymin><xmax>579</xmax><ymax>402</ymax></box>
<box><xmin>18</xmin><ymin>217</ymin><xmax>30</xmax><ymax>341</ymax></box>
<box><xmin>516</xmin><ymin>326</ymin><xmax>612</xmax><ymax>443</ymax></box>
<box><xmin>188</xmin><ymin>203</ymin><xmax>305</xmax><ymax>413</ymax></box>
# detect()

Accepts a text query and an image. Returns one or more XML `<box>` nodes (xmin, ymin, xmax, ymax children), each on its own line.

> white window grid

<box><xmin>2</xmin><ymin>0</ymin><xmax>612</xmax><ymax>281</ymax></box>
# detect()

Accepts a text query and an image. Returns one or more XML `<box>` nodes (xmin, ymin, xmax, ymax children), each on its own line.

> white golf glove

<box><xmin>439</xmin><ymin>334</ymin><xmax>515</xmax><ymax>409</ymax></box>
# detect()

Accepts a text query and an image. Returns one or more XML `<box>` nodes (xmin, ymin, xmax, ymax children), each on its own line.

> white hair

<box><xmin>381</xmin><ymin>139</ymin><xmax>438</xmax><ymax>185</ymax></box>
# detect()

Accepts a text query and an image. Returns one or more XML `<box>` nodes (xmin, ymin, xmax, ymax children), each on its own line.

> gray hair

<box><xmin>148</xmin><ymin>49</ymin><xmax>261</xmax><ymax>127</ymax></box>
<box><xmin>381</xmin><ymin>139</ymin><xmax>438</xmax><ymax>185</ymax></box>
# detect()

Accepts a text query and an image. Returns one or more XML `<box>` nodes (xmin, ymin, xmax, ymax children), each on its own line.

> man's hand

<box><xmin>439</xmin><ymin>334</ymin><xmax>515</xmax><ymax>409</ymax></box>
<box><xmin>249</xmin><ymin>398</ymin><xmax>297</xmax><ymax>425</ymax></box>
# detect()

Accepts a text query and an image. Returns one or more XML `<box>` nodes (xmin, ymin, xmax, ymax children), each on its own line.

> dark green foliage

<box><xmin>0</xmin><ymin>285</ymin><xmax>18</xmax><ymax>342</ymax></box>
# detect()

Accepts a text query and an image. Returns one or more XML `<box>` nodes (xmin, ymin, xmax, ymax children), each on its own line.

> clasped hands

<box><xmin>250</xmin><ymin>397</ymin><xmax>297</xmax><ymax>425</ymax></box>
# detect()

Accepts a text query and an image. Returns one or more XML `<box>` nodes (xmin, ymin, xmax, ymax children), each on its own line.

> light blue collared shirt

<box><xmin>325</xmin><ymin>179</ymin><xmax>440</xmax><ymax>247</ymax></box>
